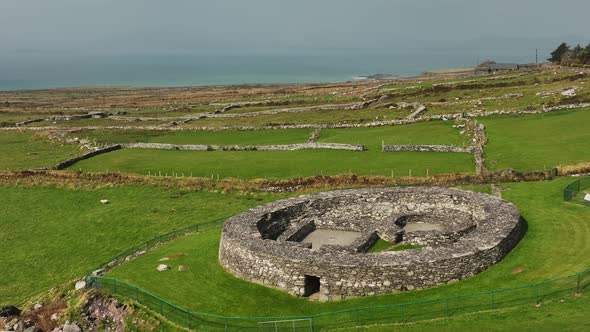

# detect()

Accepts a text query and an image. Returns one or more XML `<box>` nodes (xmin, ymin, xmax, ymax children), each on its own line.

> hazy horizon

<box><xmin>1</xmin><ymin>0</ymin><xmax>588</xmax><ymax>90</ymax></box>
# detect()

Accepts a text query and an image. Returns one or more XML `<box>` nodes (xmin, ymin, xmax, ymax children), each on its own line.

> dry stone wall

<box><xmin>219</xmin><ymin>187</ymin><xmax>523</xmax><ymax>300</ymax></box>
<box><xmin>122</xmin><ymin>142</ymin><xmax>365</xmax><ymax>151</ymax></box>
<box><xmin>53</xmin><ymin>145</ymin><xmax>122</xmax><ymax>170</ymax></box>
<box><xmin>382</xmin><ymin>144</ymin><xmax>473</xmax><ymax>153</ymax></box>
<box><xmin>5</xmin><ymin>103</ymin><xmax>589</xmax><ymax>132</ymax></box>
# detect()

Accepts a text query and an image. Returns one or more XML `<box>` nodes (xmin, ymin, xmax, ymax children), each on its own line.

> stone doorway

<box><xmin>303</xmin><ymin>275</ymin><xmax>321</xmax><ymax>297</ymax></box>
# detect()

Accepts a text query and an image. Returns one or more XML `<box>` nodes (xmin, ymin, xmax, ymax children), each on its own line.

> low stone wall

<box><xmin>382</xmin><ymin>144</ymin><xmax>473</xmax><ymax>153</ymax></box>
<box><xmin>122</xmin><ymin>142</ymin><xmax>365</xmax><ymax>151</ymax></box>
<box><xmin>53</xmin><ymin>145</ymin><xmax>122</xmax><ymax>170</ymax></box>
<box><xmin>219</xmin><ymin>187</ymin><xmax>523</xmax><ymax>300</ymax></box>
<box><xmin>406</xmin><ymin>105</ymin><xmax>427</xmax><ymax>119</ymax></box>
<box><xmin>308</xmin><ymin>129</ymin><xmax>321</xmax><ymax>143</ymax></box>
<box><xmin>5</xmin><ymin>103</ymin><xmax>589</xmax><ymax>133</ymax></box>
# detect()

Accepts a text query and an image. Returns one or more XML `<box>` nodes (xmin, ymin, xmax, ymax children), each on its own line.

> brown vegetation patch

<box><xmin>511</xmin><ymin>266</ymin><xmax>526</xmax><ymax>274</ymax></box>
<box><xmin>23</xmin><ymin>301</ymin><xmax>67</xmax><ymax>332</ymax></box>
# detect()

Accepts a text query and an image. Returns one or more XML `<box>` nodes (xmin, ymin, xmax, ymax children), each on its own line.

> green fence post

<box><xmin>224</xmin><ymin>318</ymin><xmax>228</xmax><ymax>332</ymax></box>
<box><xmin>490</xmin><ymin>290</ymin><xmax>495</xmax><ymax>309</ymax></box>
<box><xmin>135</xmin><ymin>286</ymin><xmax>139</xmax><ymax>301</ymax></box>
<box><xmin>196</xmin><ymin>224</ymin><xmax>199</xmax><ymax>232</ymax></box>
<box><xmin>310</xmin><ymin>317</ymin><xmax>315</xmax><ymax>332</ymax></box>
<box><xmin>535</xmin><ymin>284</ymin><xmax>540</xmax><ymax>304</ymax></box>
<box><xmin>445</xmin><ymin>298</ymin><xmax>449</xmax><ymax>317</ymax></box>
<box><xmin>160</xmin><ymin>302</ymin><xmax>163</xmax><ymax>315</ymax></box>
<box><xmin>577</xmin><ymin>273</ymin><xmax>581</xmax><ymax>294</ymax></box>
<box><xmin>400</xmin><ymin>304</ymin><xmax>404</xmax><ymax>322</ymax></box>
<box><xmin>354</xmin><ymin>308</ymin><xmax>359</xmax><ymax>326</ymax></box>
<box><xmin>187</xmin><ymin>312</ymin><xmax>191</xmax><ymax>330</ymax></box>
<box><xmin>113</xmin><ymin>279</ymin><xmax>117</xmax><ymax>293</ymax></box>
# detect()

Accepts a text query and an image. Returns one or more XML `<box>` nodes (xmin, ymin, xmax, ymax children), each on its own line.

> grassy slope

<box><xmin>71</xmin><ymin>149</ymin><xmax>474</xmax><ymax>179</ymax></box>
<box><xmin>68</xmin><ymin>128</ymin><xmax>311</xmax><ymax>145</ymax></box>
<box><xmin>481</xmin><ymin>108</ymin><xmax>590</xmax><ymax>171</ymax></box>
<box><xmin>339</xmin><ymin>293</ymin><xmax>590</xmax><ymax>332</ymax></box>
<box><xmin>0</xmin><ymin>185</ymin><xmax>283</xmax><ymax>305</ymax></box>
<box><xmin>107</xmin><ymin>177</ymin><xmax>590</xmax><ymax>318</ymax></box>
<box><xmin>0</xmin><ymin>131</ymin><xmax>80</xmax><ymax>170</ymax></box>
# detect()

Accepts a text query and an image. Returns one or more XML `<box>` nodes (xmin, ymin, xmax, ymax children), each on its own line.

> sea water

<box><xmin>0</xmin><ymin>48</ymin><xmax>537</xmax><ymax>91</ymax></box>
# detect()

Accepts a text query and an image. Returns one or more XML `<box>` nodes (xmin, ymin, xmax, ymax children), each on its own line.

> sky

<box><xmin>1</xmin><ymin>0</ymin><xmax>588</xmax><ymax>54</ymax></box>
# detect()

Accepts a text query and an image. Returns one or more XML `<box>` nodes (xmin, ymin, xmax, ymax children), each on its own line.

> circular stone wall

<box><xmin>219</xmin><ymin>187</ymin><xmax>523</xmax><ymax>300</ymax></box>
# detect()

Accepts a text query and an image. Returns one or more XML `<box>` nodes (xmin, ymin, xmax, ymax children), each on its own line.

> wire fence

<box><xmin>88</xmin><ymin>266</ymin><xmax>590</xmax><ymax>331</ymax></box>
<box><xmin>563</xmin><ymin>177</ymin><xmax>590</xmax><ymax>201</ymax></box>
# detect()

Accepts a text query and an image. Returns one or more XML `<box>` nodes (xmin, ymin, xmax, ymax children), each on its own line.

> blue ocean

<box><xmin>0</xmin><ymin>48</ymin><xmax>541</xmax><ymax>91</ymax></box>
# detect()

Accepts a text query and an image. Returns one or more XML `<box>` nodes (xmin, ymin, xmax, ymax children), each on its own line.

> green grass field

<box><xmin>68</xmin><ymin>122</ymin><xmax>473</xmax><ymax>179</ymax></box>
<box><xmin>0</xmin><ymin>131</ymin><xmax>80</xmax><ymax>170</ymax></box>
<box><xmin>0</xmin><ymin>185</ymin><xmax>284</xmax><ymax>305</ymax></box>
<box><xmin>481</xmin><ymin>108</ymin><xmax>590</xmax><ymax>171</ymax></box>
<box><xmin>318</xmin><ymin>121</ymin><xmax>467</xmax><ymax>148</ymax></box>
<box><xmin>70</xmin><ymin>148</ymin><xmax>474</xmax><ymax>179</ymax></box>
<box><xmin>106</xmin><ymin>178</ymin><xmax>590</xmax><ymax>318</ymax></box>
<box><xmin>68</xmin><ymin>128</ymin><xmax>311</xmax><ymax>145</ymax></box>
<box><xmin>338</xmin><ymin>294</ymin><xmax>590</xmax><ymax>332</ymax></box>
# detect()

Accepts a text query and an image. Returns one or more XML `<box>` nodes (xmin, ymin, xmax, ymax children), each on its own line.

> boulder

<box><xmin>0</xmin><ymin>305</ymin><xmax>21</xmax><ymax>317</ymax></box>
<box><xmin>100</xmin><ymin>199</ymin><xmax>109</xmax><ymax>204</ymax></box>
<box><xmin>62</xmin><ymin>323</ymin><xmax>81</xmax><ymax>332</ymax></box>
<box><xmin>156</xmin><ymin>264</ymin><xmax>169</xmax><ymax>271</ymax></box>
<box><xmin>75</xmin><ymin>280</ymin><xmax>86</xmax><ymax>290</ymax></box>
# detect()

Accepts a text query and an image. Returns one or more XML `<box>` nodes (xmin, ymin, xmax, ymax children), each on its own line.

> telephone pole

<box><xmin>536</xmin><ymin>49</ymin><xmax>538</xmax><ymax>64</ymax></box>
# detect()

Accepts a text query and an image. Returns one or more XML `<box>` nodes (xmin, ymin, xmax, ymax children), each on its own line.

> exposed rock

<box><xmin>0</xmin><ymin>305</ymin><xmax>21</xmax><ymax>318</ymax></box>
<box><xmin>75</xmin><ymin>280</ymin><xmax>86</xmax><ymax>290</ymax></box>
<box><xmin>99</xmin><ymin>199</ymin><xmax>109</xmax><ymax>205</ymax></box>
<box><xmin>178</xmin><ymin>265</ymin><xmax>189</xmax><ymax>271</ymax></box>
<box><xmin>62</xmin><ymin>322</ymin><xmax>81</xmax><ymax>332</ymax></box>
<box><xmin>156</xmin><ymin>264</ymin><xmax>169</xmax><ymax>271</ymax></box>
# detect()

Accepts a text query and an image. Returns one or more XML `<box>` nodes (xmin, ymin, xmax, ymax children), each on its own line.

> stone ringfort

<box><xmin>219</xmin><ymin>187</ymin><xmax>523</xmax><ymax>300</ymax></box>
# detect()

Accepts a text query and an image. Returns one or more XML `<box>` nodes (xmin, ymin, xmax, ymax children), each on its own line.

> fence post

<box><xmin>135</xmin><ymin>286</ymin><xmax>139</xmax><ymax>301</ymax></box>
<box><xmin>445</xmin><ymin>298</ymin><xmax>449</xmax><ymax>317</ymax></box>
<box><xmin>535</xmin><ymin>284</ymin><xmax>540</xmax><ymax>304</ymax></box>
<box><xmin>400</xmin><ymin>304</ymin><xmax>404</xmax><ymax>322</ymax></box>
<box><xmin>187</xmin><ymin>312</ymin><xmax>191</xmax><ymax>330</ymax></box>
<box><xmin>354</xmin><ymin>308</ymin><xmax>359</xmax><ymax>326</ymax></box>
<box><xmin>490</xmin><ymin>290</ymin><xmax>495</xmax><ymax>309</ymax></box>
<box><xmin>113</xmin><ymin>279</ymin><xmax>117</xmax><ymax>293</ymax></box>
<box><xmin>224</xmin><ymin>318</ymin><xmax>228</xmax><ymax>332</ymax></box>
<box><xmin>577</xmin><ymin>273</ymin><xmax>581</xmax><ymax>293</ymax></box>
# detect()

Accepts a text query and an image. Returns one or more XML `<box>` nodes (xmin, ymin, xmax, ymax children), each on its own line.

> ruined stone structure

<box><xmin>219</xmin><ymin>187</ymin><xmax>522</xmax><ymax>300</ymax></box>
